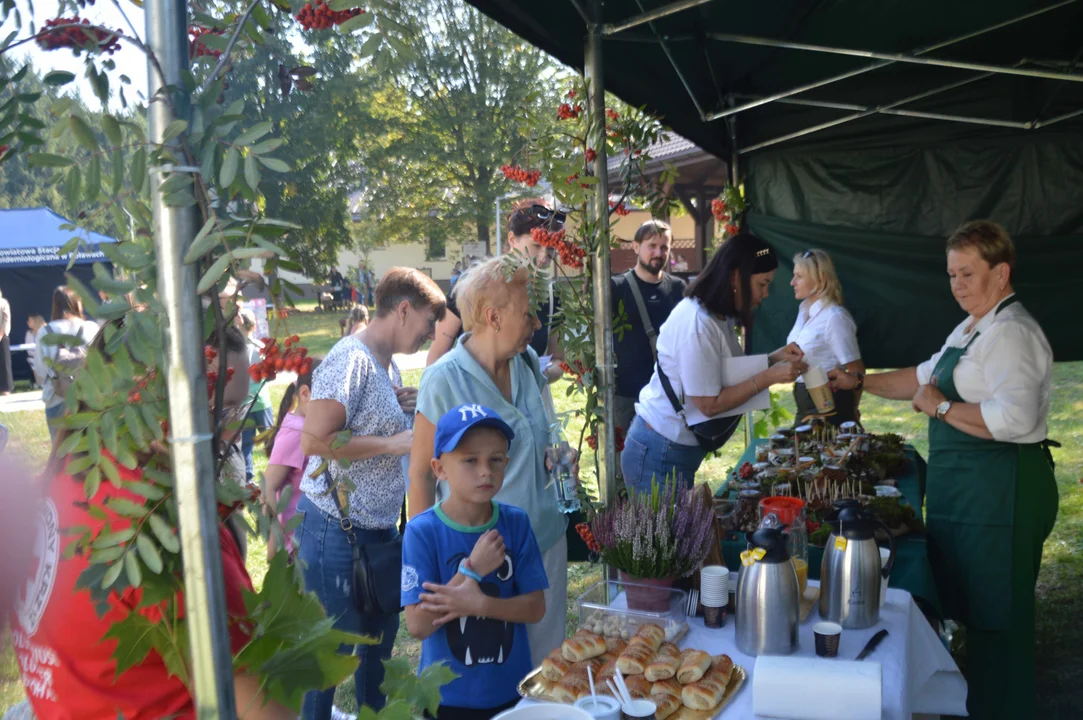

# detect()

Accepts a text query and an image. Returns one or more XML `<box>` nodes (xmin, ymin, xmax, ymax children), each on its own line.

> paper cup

<box><xmin>879</xmin><ymin>547</ymin><xmax>892</xmax><ymax>607</ymax></box>
<box><xmin>700</xmin><ymin>566</ymin><xmax>729</xmax><ymax>606</ymax></box>
<box><xmin>576</xmin><ymin>696</ymin><xmax>621</xmax><ymax>720</ymax></box>
<box><xmin>813</xmin><ymin>622</ymin><xmax>842</xmax><ymax>658</ymax></box>
<box><xmin>621</xmin><ymin>699</ymin><xmax>657</xmax><ymax>719</ymax></box>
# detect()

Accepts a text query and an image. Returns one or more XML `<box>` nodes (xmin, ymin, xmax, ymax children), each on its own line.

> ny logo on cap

<box><xmin>458</xmin><ymin>404</ymin><xmax>488</xmax><ymax>421</ymax></box>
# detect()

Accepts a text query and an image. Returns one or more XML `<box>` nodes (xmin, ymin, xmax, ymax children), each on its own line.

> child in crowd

<box><xmin>25</xmin><ymin>314</ymin><xmax>45</xmax><ymax>386</ymax></box>
<box><xmin>262</xmin><ymin>358</ymin><xmax>320</xmax><ymax>559</ymax></box>
<box><xmin>402</xmin><ymin>404</ymin><xmax>548</xmax><ymax>720</ymax></box>
<box><xmin>238</xmin><ymin>309</ymin><xmax>275</xmax><ymax>483</ymax></box>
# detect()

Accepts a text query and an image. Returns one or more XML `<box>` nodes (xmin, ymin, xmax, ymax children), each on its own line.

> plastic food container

<box><xmin>576</xmin><ymin>580</ymin><xmax>688</xmax><ymax>643</ymax></box>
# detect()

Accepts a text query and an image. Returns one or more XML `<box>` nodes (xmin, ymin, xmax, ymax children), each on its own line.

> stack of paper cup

<box><xmin>879</xmin><ymin>547</ymin><xmax>891</xmax><ymax>607</ymax></box>
<box><xmin>700</xmin><ymin>566</ymin><xmax>729</xmax><ymax>607</ymax></box>
<box><xmin>803</xmin><ymin>365</ymin><xmax>836</xmax><ymax>414</ymax></box>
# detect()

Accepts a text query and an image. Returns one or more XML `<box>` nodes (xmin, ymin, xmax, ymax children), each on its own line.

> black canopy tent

<box><xmin>464</xmin><ymin>0</ymin><xmax>1083</xmax><ymax>368</ymax></box>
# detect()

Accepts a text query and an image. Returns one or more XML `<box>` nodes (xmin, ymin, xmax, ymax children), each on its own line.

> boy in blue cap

<box><xmin>402</xmin><ymin>404</ymin><xmax>548</xmax><ymax>720</ymax></box>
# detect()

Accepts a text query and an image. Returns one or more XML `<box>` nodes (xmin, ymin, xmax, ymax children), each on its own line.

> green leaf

<box><xmin>90</xmin><ymin>546</ymin><xmax>124</xmax><ymax>564</ymax></box>
<box><xmin>101</xmin><ymin>559</ymin><xmax>125</xmax><ymax>588</ymax></box>
<box><xmin>163</xmin><ymin>190</ymin><xmax>197</xmax><ymax>207</ymax></box>
<box><xmin>65</xmin><ymin>166</ymin><xmax>82</xmax><ymax>208</ymax></box>
<box><xmin>244</xmin><ymin>153</ymin><xmax>260</xmax><ymax>190</ymax></box>
<box><xmin>103</xmin><ymin>612</ymin><xmax>188</xmax><ymax>683</ymax></box>
<box><xmin>130</xmin><ymin>148</ymin><xmax>147</xmax><ymax>193</ymax></box>
<box><xmin>111</xmin><ymin>151</ymin><xmax>125</xmax><ymax>193</ymax></box>
<box><xmin>359</xmin><ymin>33</ymin><xmax>382</xmax><ymax>58</ymax></box>
<box><xmin>123</xmin><ymin>480</ymin><xmax>166</xmax><ymax>502</ymax></box>
<box><xmin>220</xmin><ymin>147</ymin><xmax>239</xmax><ymax>188</ymax></box>
<box><xmin>64</xmin><ymin>272</ymin><xmax>102</xmax><ymax>317</ymax></box>
<box><xmin>136</xmin><ymin>534</ymin><xmax>164</xmax><ymax>574</ymax></box>
<box><xmin>101</xmin><ymin>115</ymin><xmax>123</xmax><ymax>147</ymax></box>
<box><xmin>124</xmin><ymin>405</ymin><xmax>149</xmax><ymax>449</ymax></box>
<box><xmin>65</xmin><ymin>454</ymin><xmax>95</xmax><ymax>475</ymax></box>
<box><xmin>338</xmin><ymin>12</ymin><xmax>373</xmax><ymax>33</ymax></box>
<box><xmin>256</xmin><ymin>156</ymin><xmax>291</xmax><ymax>173</ymax></box>
<box><xmin>149</xmin><ymin>514</ymin><xmax>181</xmax><ymax>554</ymax></box>
<box><xmin>200</xmin><ymin>140</ymin><xmax>217</xmax><ymax>185</ymax></box>
<box><xmin>26</xmin><ymin>152</ymin><xmax>72</xmax><ymax>167</ymax></box>
<box><xmin>197</xmin><ymin>252</ymin><xmax>234</xmax><ymax>294</ymax></box>
<box><xmin>85</xmin><ymin>466</ymin><xmax>102</xmax><ymax>500</ymax></box>
<box><xmin>100</xmin><ymin>454</ymin><xmax>123</xmax><ymax>487</ymax></box>
<box><xmin>161</xmin><ymin>119</ymin><xmax>187</xmax><ymax>144</ymax></box>
<box><xmin>231</xmin><ymin>247</ymin><xmax>275</xmax><ymax>260</ymax></box>
<box><xmin>141</xmin><ymin>404</ymin><xmax>165</xmax><ymax>441</ymax></box>
<box><xmin>234</xmin><ymin>121</ymin><xmax>272</xmax><ymax>146</ymax></box>
<box><xmin>43</xmin><ymin>70</ymin><xmax>76</xmax><ymax>86</ymax></box>
<box><xmin>92</xmin><ymin>528</ymin><xmax>136</xmax><ymax>549</ymax></box>
<box><xmin>158</xmin><ymin>172</ymin><xmax>190</xmax><ymax>196</ymax></box>
<box><xmin>108</xmin><ymin>497</ymin><xmax>148</xmax><ymax>519</ymax></box>
<box><xmin>183</xmin><ymin>216</ymin><xmax>222</xmax><ymax>263</ymax></box>
<box><xmin>248</xmin><ymin>138</ymin><xmax>284</xmax><ymax>155</ymax></box>
<box><xmin>69</xmin><ymin>115</ymin><xmax>98</xmax><ymax>151</ymax></box>
<box><xmin>84</xmin><ymin>155</ymin><xmax>102</xmax><ymax>203</ymax></box>
<box><xmin>124</xmin><ymin>551</ymin><xmax>142</xmax><ymax>588</ymax></box>
<box><xmin>252</xmin><ymin>236</ymin><xmax>288</xmax><ymax>256</ymax></box>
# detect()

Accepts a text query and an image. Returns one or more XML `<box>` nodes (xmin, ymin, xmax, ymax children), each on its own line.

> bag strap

<box><xmin>655</xmin><ymin>361</ymin><xmax>690</xmax><ymax>429</ymax></box>
<box><xmin>624</xmin><ymin>270</ymin><xmax>658</xmax><ymax>360</ymax></box>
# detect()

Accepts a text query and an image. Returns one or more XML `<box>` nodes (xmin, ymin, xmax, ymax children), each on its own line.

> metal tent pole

<box><xmin>145</xmin><ymin>0</ymin><xmax>236</xmax><ymax>715</ymax></box>
<box><xmin>604</xmin><ymin>0</ymin><xmax>717</xmax><ymax>36</ymax></box>
<box><xmin>585</xmin><ymin>3</ymin><xmax>617</xmax><ymax>511</ymax></box>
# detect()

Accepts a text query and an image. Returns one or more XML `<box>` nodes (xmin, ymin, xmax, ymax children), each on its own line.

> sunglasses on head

<box><xmin>528</xmin><ymin>204</ymin><xmax>566</xmax><ymax>228</ymax></box>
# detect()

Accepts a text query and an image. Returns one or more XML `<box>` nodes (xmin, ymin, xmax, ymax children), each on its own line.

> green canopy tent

<box><xmin>463</xmin><ymin>0</ymin><xmax>1083</xmax><ymax>368</ymax></box>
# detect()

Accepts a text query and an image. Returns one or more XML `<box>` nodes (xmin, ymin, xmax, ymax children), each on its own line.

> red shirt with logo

<box><xmin>9</xmin><ymin>459</ymin><xmax>253</xmax><ymax>720</ymax></box>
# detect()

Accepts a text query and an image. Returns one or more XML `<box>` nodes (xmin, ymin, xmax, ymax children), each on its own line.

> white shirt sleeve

<box><xmin>823</xmin><ymin>311</ymin><xmax>861</xmax><ymax>366</ymax></box>
<box><xmin>976</xmin><ymin>324</ymin><xmax>1050</xmax><ymax>442</ymax></box>
<box><xmin>677</xmin><ymin>313</ymin><xmax>731</xmax><ymax>398</ymax></box>
<box><xmin>916</xmin><ymin>345</ymin><xmax>947</xmax><ymax>385</ymax></box>
<box><xmin>33</xmin><ymin>325</ymin><xmax>50</xmax><ymax>380</ymax></box>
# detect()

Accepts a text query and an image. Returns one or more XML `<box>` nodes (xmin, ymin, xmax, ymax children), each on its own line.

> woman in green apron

<box><xmin>831</xmin><ymin>220</ymin><xmax>1058</xmax><ymax>719</ymax></box>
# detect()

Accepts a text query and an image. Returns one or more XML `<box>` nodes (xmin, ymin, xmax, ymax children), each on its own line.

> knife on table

<box><xmin>856</xmin><ymin>629</ymin><xmax>889</xmax><ymax>660</ymax></box>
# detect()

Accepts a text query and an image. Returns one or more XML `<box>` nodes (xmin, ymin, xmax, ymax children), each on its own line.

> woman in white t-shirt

<box><xmin>33</xmin><ymin>286</ymin><xmax>96</xmax><ymax>441</ymax></box>
<box><xmin>622</xmin><ymin>233</ymin><xmax>806</xmax><ymax>494</ymax></box>
<box><xmin>786</xmin><ymin>249</ymin><xmax>864</xmax><ymax>425</ymax></box>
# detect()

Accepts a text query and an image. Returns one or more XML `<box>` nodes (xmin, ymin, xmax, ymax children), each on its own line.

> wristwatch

<box><xmin>458</xmin><ymin>559</ymin><xmax>483</xmax><ymax>583</ymax></box>
<box><xmin>935</xmin><ymin>400</ymin><xmax>953</xmax><ymax>420</ymax></box>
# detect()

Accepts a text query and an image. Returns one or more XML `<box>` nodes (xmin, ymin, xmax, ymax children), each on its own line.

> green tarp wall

<box><xmin>748</xmin><ymin>133</ymin><xmax>1083</xmax><ymax>367</ymax></box>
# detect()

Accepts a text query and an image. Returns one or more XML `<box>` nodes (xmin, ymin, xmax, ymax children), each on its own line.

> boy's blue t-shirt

<box><xmin>402</xmin><ymin>502</ymin><xmax>549</xmax><ymax>709</ymax></box>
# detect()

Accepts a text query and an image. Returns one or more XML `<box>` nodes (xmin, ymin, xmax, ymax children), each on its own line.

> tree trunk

<box><xmin>476</xmin><ymin>221</ymin><xmax>490</xmax><ymax>255</ymax></box>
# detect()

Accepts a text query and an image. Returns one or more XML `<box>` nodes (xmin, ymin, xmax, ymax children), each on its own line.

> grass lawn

<box><xmin>2</xmin><ymin>310</ymin><xmax>1081</xmax><ymax>715</ymax></box>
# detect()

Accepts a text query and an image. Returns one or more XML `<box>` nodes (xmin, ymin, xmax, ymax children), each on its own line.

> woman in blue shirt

<box><xmin>409</xmin><ymin>256</ymin><xmax>569</xmax><ymax>668</ymax></box>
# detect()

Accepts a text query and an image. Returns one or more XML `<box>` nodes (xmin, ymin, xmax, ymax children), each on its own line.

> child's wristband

<box><xmin>458</xmin><ymin>560</ymin><xmax>483</xmax><ymax>583</ymax></box>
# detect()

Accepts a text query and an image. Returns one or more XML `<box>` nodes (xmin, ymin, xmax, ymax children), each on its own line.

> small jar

<box><xmin>769</xmin><ymin>447</ymin><xmax>795</xmax><ymax>467</ymax></box>
<box><xmin>755</xmin><ymin>443</ymin><xmax>770</xmax><ymax>462</ymax></box>
<box><xmin>768</xmin><ymin>433</ymin><xmax>788</xmax><ymax>450</ymax></box>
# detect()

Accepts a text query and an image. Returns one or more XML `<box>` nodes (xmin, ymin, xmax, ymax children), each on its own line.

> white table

<box><xmin>520</xmin><ymin>583</ymin><xmax>967</xmax><ymax>719</ymax></box>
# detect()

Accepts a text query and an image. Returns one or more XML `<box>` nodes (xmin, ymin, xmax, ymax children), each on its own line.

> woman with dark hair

<box><xmin>620</xmin><ymin>233</ymin><xmax>806</xmax><ymax>493</ymax></box>
<box><xmin>33</xmin><ymin>286</ymin><xmax>96</xmax><ymax>439</ymax></box>
<box><xmin>425</xmin><ymin>200</ymin><xmax>564</xmax><ymax>384</ymax></box>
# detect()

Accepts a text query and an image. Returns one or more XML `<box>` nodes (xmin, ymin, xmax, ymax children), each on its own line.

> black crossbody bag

<box><xmin>656</xmin><ymin>362</ymin><xmax>742</xmax><ymax>452</ymax></box>
<box><xmin>329</xmin><ymin>470</ymin><xmax>405</xmax><ymax>616</ymax></box>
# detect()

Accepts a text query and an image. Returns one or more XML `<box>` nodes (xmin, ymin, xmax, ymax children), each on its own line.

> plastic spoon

<box><xmin>606</xmin><ymin>680</ymin><xmax>621</xmax><ymax>702</ymax></box>
<box><xmin>614</xmin><ymin>668</ymin><xmax>633</xmax><ymax>706</ymax></box>
<box><xmin>587</xmin><ymin>664</ymin><xmax>597</xmax><ymax>706</ymax></box>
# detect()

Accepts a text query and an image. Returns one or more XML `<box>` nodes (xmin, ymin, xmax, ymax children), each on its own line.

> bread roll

<box><xmin>676</xmin><ymin>649</ymin><xmax>712</xmax><ymax>685</ymax></box>
<box><xmin>629</xmin><ymin>623</ymin><xmax>665</xmax><ymax>652</ymax></box>
<box><xmin>644</xmin><ymin>652</ymin><xmax>680</xmax><ymax>682</ymax></box>
<box><xmin>554</xmin><ymin>667</ymin><xmax>590</xmax><ymax>703</ymax></box>
<box><xmin>651</xmin><ymin>678</ymin><xmax>682</xmax><ymax>698</ymax></box>
<box><xmin>652</xmin><ymin>693</ymin><xmax>682</xmax><ymax>720</ymax></box>
<box><xmin>605</xmin><ymin>637</ymin><xmax>628</xmax><ymax>654</ymax></box>
<box><xmin>616</xmin><ymin>641</ymin><xmax>654</xmax><ymax>675</ymax></box>
<box><xmin>541</xmin><ymin>648</ymin><xmax>571</xmax><ymax>682</ymax></box>
<box><xmin>562</xmin><ymin>631</ymin><xmax>607</xmax><ymax>662</ymax></box>
<box><xmin>657</xmin><ymin>642</ymin><xmax>680</xmax><ymax>658</ymax></box>
<box><xmin>624</xmin><ymin>674</ymin><xmax>653</xmax><ymax>699</ymax></box>
<box><xmin>709</xmin><ymin>654</ymin><xmax>734</xmax><ymax>687</ymax></box>
<box><xmin>680</xmin><ymin>669</ymin><xmax>728</xmax><ymax>711</ymax></box>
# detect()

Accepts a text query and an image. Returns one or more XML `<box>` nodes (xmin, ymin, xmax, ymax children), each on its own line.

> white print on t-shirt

<box><xmin>11</xmin><ymin>628</ymin><xmax>59</xmax><ymax>702</ymax></box>
<box><xmin>16</xmin><ymin>498</ymin><xmax>60</xmax><ymax>636</ymax></box>
<box><xmin>401</xmin><ymin>565</ymin><xmax>419</xmax><ymax>592</ymax></box>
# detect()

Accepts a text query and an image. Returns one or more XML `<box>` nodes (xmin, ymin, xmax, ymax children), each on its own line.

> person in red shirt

<box><xmin>8</xmin><ymin>452</ymin><xmax>295</xmax><ymax>719</ymax></box>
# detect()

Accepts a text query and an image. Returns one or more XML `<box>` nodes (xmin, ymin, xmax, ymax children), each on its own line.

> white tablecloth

<box><xmin>519</xmin><ymin>583</ymin><xmax>967</xmax><ymax>719</ymax></box>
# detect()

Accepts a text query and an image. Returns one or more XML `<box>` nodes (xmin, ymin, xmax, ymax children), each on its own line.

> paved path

<box><xmin>0</xmin><ymin>350</ymin><xmax>429</xmax><ymax>414</ymax></box>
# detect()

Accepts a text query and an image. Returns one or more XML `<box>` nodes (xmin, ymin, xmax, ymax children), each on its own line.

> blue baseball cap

<box><xmin>434</xmin><ymin>404</ymin><xmax>515</xmax><ymax>456</ymax></box>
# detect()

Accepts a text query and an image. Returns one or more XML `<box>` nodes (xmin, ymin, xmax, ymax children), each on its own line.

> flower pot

<box><xmin>619</xmin><ymin>572</ymin><xmax>675</xmax><ymax>612</ymax></box>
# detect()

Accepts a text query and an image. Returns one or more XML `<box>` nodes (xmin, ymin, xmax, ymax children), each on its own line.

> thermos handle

<box><xmin>875</xmin><ymin>517</ymin><xmax>896</xmax><ymax>578</ymax></box>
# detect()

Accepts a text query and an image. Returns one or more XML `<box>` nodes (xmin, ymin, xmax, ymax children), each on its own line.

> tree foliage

<box><xmin>351</xmin><ymin>0</ymin><xmax>560</xmax><ymax>252</ymax></box>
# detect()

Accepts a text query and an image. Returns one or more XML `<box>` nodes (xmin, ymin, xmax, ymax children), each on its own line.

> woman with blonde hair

<box><xmin>787</xmin><ymin>249</ymin><xmax>864</xmax><ymax>424</ymax></box>
<box><xmin>409</xmin><ymin>256</ymin><xmax>569</xmax><ymax>669</ymax></box>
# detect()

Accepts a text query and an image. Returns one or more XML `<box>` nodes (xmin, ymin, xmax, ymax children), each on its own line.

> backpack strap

<box><xmin>624</xmin><ymin>270</ymin><xmax>658</xmax><ymax>360</ymax></box>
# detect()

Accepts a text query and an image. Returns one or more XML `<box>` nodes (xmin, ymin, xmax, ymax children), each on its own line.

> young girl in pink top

<box><xmin>262</xmin><ymin>359</ymin><xmax>320</xmax><ymax>559</ymax></box>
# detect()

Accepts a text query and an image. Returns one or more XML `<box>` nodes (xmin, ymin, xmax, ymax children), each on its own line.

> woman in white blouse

<box><xmin>786</xmin><ymin>249</ymin><xmax>864</xmax><ymax>424</ymax></box>
<box><xmin>831</xmin><ymin>220</ymin><xmax>1057</xmax><ymax>719</ymax></box>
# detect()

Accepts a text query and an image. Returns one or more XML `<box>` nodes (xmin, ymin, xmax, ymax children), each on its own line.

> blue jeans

<box><xmin>620</xmin><ymin>415</ymin><xmax>706</xmax><ymax>495</ymax></box>
<box><xmin>241</xmin><ymin>407</ymin><xmax>275</xmax><ymax>483</ymax></box>
<box><xmin>296</xmin><ymin>495</ymin><xmax>399</xmax><ymax>719</ymax></box>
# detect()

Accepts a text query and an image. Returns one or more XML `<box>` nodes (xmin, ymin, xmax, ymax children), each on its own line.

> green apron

<box><xmin>925</xmin><ymin>297</ymin><xmax>1059</xmax><ymax>719</ymax></box>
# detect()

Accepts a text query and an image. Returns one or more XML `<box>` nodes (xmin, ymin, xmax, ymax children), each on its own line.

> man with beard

<box><xmin>611</xmin><ymin>220</ymin><xmax>687</xmax><ymax>442</ymax></box>
<box><xmin>402</xmin><ymin>404</ymin><xmax>547</xmax><ymax>720</ymax></box>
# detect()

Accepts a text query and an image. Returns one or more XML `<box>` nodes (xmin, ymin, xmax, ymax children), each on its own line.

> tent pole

<box><xmin>724</xmin><ymin>96</ymin><xmax>753</xmax><ymax>448</ymax></box>
<box><xmin>1033</xmin><ymin>106</ymin><xmax>1083</xmax><ymax>128</ymax></box>
<box><xmin>631</xmin><ymin>0</ymin><xmax>709</xmax><ymax>120</ymax></box>
<box><xmin>604</xmin><ymin>0</ymin><xmax>717</xmax><ymax>36</ymax></box>
<box><xmin>146</xmin><ymin>0</ymin><xmax>236</xmax><ymax>715</ymax></box>
<box><xmin>585</xmin><ymin>2</ymin><xmax>617</xmax><ymax>513</ymax></box>
<box><xmin>703</xmin><ymin>0</ymin><xmax>1083</xmax><ymax>121</ymax></box>
<box><xmin>706</xmin><ymin>31</ymin><xmax>1083</xmax><ymax>85</ymax></box>
<box><xmin>739</xmin><ymin>73</ymin><xmax>996</xmax><ymax>154</ymax></box>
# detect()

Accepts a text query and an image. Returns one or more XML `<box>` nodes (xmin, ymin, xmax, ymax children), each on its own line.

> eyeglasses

<box><xmin>529</xmin><ymin>204</ymin><xmax>567</xmax><ymax>229</ymax></box>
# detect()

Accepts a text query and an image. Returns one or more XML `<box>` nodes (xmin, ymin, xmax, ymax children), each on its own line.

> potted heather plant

<box><xmin>580</xmin><ymin>480</ymin><xmax>716</xmax><ymax>610</ymax></box>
